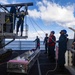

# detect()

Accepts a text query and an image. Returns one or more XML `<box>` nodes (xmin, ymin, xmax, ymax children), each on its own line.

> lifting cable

<box><xmin>28</xmin><ymin>15</ymin><xmax>43</xmax><ymax>39</ymax></box>
<box><xmin>29</xmin><ymin>16</ymin><xmax>46</xmax><ymax>34</ymax></box>
<box><xmin>28</xmin><ymin>14</ymin><xmax>58</xmax><ymax>75</ymax></box>
<box><xmin>28</xmin><ymin>14</ymin><xmax>56</xmax><ymax>43</ymax></box>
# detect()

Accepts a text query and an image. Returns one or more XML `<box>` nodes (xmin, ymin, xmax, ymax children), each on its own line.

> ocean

<box><xmin>5</xmin><ymin>40</ymin><xmax>45</xmax><ymax>50</ymax></box>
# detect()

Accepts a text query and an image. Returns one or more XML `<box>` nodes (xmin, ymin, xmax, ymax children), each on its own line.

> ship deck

<box><xmin>0</xmin><ymin>50</ymin><xmax>72</xmax><ymax>75</ymax></box>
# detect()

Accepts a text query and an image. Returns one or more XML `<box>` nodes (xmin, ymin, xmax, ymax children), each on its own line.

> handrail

<box><xmin>0</xmin><ymin>38</ymin><xmax>15</xmax><ymax>49</ymax></box>
<box><xmin>5</xmin><ymin>41</ymin><xmax>45</xmax><ymax>50</ymax></box>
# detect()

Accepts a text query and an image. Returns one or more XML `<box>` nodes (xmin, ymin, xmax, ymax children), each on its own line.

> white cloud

<box><xmin>28</xmin><ymin>0</ymin><xmax>75</xmax><ymax>27</ymax></box>
<box><xmin>27</xmin><ymin>29</ymin><xmax>74</xmax><ymax>40</ymax></box>
<box><xmin>28</xmin><ymin>9</ymin><xmax>40</xmax><ymax>19</ymax></box>
<box><xmin>11</xmin><ymin>1</ymin><xmax>17</xmax><ymax>4</ymax></box>
<box><xmin>0</xmin><ymin>0</ymin><xmax>17</xmax><ymax>4</ymax></box>
<box><xmin>26</xmin><ymin>30</ymin><xmax>50</xmax><ymax>40</ymax></box>
<box><xmin>0</xmin><ymin>0</ymin><xmax>9</xmax><ymax>4</ymax></box>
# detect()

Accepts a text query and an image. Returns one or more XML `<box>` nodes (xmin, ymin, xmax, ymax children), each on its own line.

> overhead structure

<box><xmin>0</xmin><ymin>2</ymin><xmax>33</xmax><ymax>38</ymax></box>
<box><xmin>1</xmin><ymin>2</ymin><xmax>33</xmax><ymax>7</ymax></box>
<box><xmin>0</xmin><ymin>3</ymin><xmax>33</xmax><ymax>35</ymax></box>
<box><xmin>0</xmin><ymin>2</ymin><xmax>33</xmax><ymax>61</ymax></box>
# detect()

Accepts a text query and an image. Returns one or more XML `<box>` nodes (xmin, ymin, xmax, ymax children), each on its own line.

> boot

<box><xmin>21</xmin><ymin>33</ymin><xmax>22</xmax><ymax>36</ymax></box>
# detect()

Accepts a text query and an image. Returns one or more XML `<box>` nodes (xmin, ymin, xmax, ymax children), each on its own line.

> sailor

<box><xmin>57</xmin><ymin>29</ymin><xmax>68</xmax><ymax>71</ymax></box>
<box><xmin>16</xmin><ymin>10</ymin><xmax>25</xmax><ymax>36</ymax></box>
<box><xmin>71</xmin><ymin>38</ymin><xmax>75</xmax><ymax>66</ymax></box>
<box><xmin>43</xmin><ymin>33</ymin><xmax>48</xmax><ymax>54</ymax></box>
<box><xmin>34</xmin><ymin>36</ymin><xmax>40</xmax><ymax>50</ymax></box>
<box><xmin>48</xmin><ymin>31</ymin><xmax>56</xmax><ymax>62</ymax></box>
<box><xmin>9</xmin><ymin>6</ymin><xmax>17</xmax><ymax>33</ymax></box>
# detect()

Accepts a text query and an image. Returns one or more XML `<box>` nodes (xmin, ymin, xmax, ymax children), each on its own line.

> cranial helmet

<box><xmin>62</xmin><ymin>29</ymin><xmax>67</xmax><ymax>34</ymax></box>
<box><xmin>51</xmin><ymin>31</ymin><xmax>55</xmax><ymax>34</ymax></box>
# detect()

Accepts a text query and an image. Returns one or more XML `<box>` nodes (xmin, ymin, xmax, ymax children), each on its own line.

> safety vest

<box><xmin>5</xmin><ymin>18</ymin><xmax>10</xmax><ymax>23</ymax></box>
<box><xmin>48</xmin><ymin>35</ymin><xmax>56</xmax><ymax>46</ymax></box>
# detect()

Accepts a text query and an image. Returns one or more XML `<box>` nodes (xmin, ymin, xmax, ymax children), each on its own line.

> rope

<box><xmin>46</xmin><ymin>60</ymin><xmax>58</xmax><ymax>75</ymax></box>
<box><xmin>28</xmin><ymin>14</ymin><xmax>46</xmax><ymax>34</ymax></box>
<box><xmin>45</xmin><ymin>45</ymin><xmax>58</xmax><ymax>75</ymax></box>
<box><xmin>28</xmin><ymin>14</ymin><xmax>56</xmax><ymax>43</ymax></box>
<box><xmin>28</xmin><ymin>16</ymin><xmax>43</xmax><ymax>39</ymax></box>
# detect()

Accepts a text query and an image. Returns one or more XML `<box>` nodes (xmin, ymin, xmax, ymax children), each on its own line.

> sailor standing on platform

<box><xmin>16</xmin><ymin>10</ymin><xmax>25</xmax><ymax>36</ymax></box>
<box><xmin>9</xmin><ymin>6</ymin><xmax>17</xmax><ymax>33</ymax></box>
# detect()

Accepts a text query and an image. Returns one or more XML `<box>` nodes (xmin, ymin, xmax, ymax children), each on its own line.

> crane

<box><xmin>0</xmin><ymin>2</ymin><xmax>33</xmax><ymax>63</ymax></box>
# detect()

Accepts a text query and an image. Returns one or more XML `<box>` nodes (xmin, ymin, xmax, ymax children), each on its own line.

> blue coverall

<box><xmin>43</xmin><ymin>36</ymin><xmax>48</xmax><ymax>53</ymax></box>
<box><xmin>16</xmin><ymin>14</ymin><xmax>24</xmax><ymax>36</ymax></box>
<box><xmin>58</xmin><ymin>34</ymin><xmax>67</xmax><ymax>68</ymax></box>
<box><xmin>34</xmin><ymin>37</ymin><xmax>40</xmax><ymax>49</ymax></box>
<box><xmin>10</xmin><ymin>6</ymin><xmax>16</xmax><ymax>32</ymax></box>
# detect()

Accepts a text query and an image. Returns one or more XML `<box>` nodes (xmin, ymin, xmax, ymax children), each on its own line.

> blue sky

<box><xmin>0</xmin><ymin>0</ymin><xmax>75</xmax><ymax>40</ymax></box>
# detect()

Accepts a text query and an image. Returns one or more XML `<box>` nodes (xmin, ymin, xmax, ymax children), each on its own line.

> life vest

<box><xmin>48</xmin><ymin>35</ymin><xmax>56</xmax><ymax>46</ymax></box>
<box><xmin>5</xmin><ymin>18</ymin><xmax>10</xmax><ymax>23</ymax></box>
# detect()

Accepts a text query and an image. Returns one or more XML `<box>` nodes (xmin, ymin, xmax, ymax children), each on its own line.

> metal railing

<box><xmin>65</xmin><ymin>48</ymin><xmax>75</xmax><ymax>75</ymax></box>
<box><xmin>67</xmin><ymin>48</ymin><xmax>75</xmax><ymax>66</ymax></box>
<box><xmin>5</xmin><ymin>40</ymin><xmax>45</xmax><ymax>50</ymax></box>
